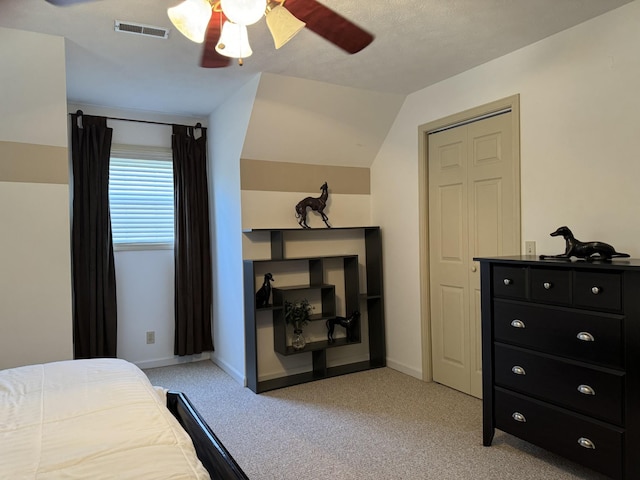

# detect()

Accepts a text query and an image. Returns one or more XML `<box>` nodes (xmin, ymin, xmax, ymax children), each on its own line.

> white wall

<box><xmin>242</xmin><ymin>73</ymin><xmax>403</xmax><ymax>167</ymax></box>
<box><xmin>69</xmin><ymin>104</ymin><xmax>207</xmax><ymax>368</ymax></box>
<box><xmin>7</xmin><ymin>1</ymin><xmax>635</xmax><ymax>383</ymax></box>
<box><xmin>0</xmin><ymin>30</ymin><xmax>68</xmax><ymax>147</ymax></box>
<box><xmin>0</xmin><ymin>27</ymin><xmax>72</xmax><ymax>369</ymax></box>
<box><xmin>209</xmin><ymin>76</ymin><xmax>261</xmax><ymax>384</ymax></box>
<box><xmin>372</xmin><ymin>1</ymin><xmax>640</xmax><ymax>379</ymax></box>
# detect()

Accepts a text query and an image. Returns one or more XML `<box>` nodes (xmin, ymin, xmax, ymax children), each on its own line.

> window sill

<box><xmin>114</xmin><ymin>243</ymin><xmax>174</xmax><ymax>252</ymax></box>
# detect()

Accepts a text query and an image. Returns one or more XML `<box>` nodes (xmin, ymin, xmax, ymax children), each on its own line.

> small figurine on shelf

<box><xmin>294</xmin><ymin>181</ymin><xmax>331</xmax><ymax>229</ymax></box>
<box><xmin>326</xmin><ymin>311</ymin><xmax>360</xmax><ymax>343</ymax></box>
<box><xmin>539</xmin><ymin>226</ymin><xmax>630</xmax><ymax>261</ymax></box>
<box><xmin>255</xmin><ymin>273</ymin><xmax>274</xmax><ymax>308</ymax></box>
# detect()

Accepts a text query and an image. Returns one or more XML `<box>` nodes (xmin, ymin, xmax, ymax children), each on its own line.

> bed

<box><xmin>0</xmin><ymin>358</ymin><xmax>249</xmax><ymax>479</ymax></box>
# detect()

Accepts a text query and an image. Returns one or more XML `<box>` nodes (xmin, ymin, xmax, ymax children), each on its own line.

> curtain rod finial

<box><xmin>76</xmin><ymin>109</ymin><xmax>84</xmax><ymax>116</ymax></box>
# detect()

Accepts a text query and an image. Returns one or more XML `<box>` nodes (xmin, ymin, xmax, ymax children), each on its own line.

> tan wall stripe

<box><xmin>241</xmin><ymin>159</ymin><xmax>370</xmax><ymax>195</ymax></box>
<box><xmin>0</xmin><ymin>141</ymin><xmax>69</xmax><ymax>185</ymax></box>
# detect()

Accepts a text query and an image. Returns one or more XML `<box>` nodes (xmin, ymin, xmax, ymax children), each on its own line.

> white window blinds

<box><xmin>109</xmin><ymin>145</ymin><xmax>174</xmax><ymax>246</ymax></box>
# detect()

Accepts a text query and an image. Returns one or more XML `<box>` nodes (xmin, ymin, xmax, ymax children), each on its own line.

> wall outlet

<box><xmin>146</xmin><ymin>331</ymin><xmax>155</xmax><ymax>344</ymax></box>
<box><xmin>525</xmin><ymin>241</ymin><xmax>536</xmax><ymax>256</ymax></box>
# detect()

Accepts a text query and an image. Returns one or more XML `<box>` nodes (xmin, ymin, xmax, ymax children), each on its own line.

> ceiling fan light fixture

<box><xmin>266</xmin><ymin>4</ymin><xmax>305</xmax><ymax>49</ymax></box>
<box><xmin>168</xmin><ymin>0</ymin><xmax>212</xmax><ymax>44</ymax></box>
<box><xmin>215</xmin><ymin>21</ymin><xmax>253</xmax><ymax>60</ymax></box>
<box><xmin>220</xmin><ymin>0</ymin><xmax>266</xmax><ymax>26</ymax></box>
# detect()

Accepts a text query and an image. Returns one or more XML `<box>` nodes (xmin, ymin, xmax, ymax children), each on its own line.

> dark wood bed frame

<box><xmin>167</xmin><ymin>391</ymin><xmax>249</xmax><ymax>480</ymax></box>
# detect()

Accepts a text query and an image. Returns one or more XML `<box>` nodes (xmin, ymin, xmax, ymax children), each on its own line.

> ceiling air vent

<box><xmin>114</xmin><ymin>20</ymin><xmax>169</xmax><ymax>39</ymax></box>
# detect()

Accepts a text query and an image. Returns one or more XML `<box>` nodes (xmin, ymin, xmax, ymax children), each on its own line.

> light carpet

<box><xmin>144</xmin><ymin>361</ymin><xmax>607</xmax><ymax>480</ymax></box>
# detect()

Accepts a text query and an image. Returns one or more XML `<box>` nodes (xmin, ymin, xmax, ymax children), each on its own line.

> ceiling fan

<box><xmin>44</xmin><ymin>0</ymin><xmax>374</xmax><ymax>68</ymax></box>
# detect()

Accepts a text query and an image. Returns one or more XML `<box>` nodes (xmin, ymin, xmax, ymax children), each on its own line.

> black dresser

<box><xmin>476</xmin><ymin>256</ymin><xmax>640</xmax><ymax>479</ymax></box>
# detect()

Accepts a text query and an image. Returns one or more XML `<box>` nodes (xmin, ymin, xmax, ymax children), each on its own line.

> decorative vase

<box><xmin>291</xmin><ymin>329</ymin><xmax>306</xmax><ymax>350</ymax></box>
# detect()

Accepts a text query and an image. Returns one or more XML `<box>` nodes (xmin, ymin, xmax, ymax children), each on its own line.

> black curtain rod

<box><xmin>70</xmin><ymin>110</ymin><xmax>201</xmax><ymax>129</ymax></box>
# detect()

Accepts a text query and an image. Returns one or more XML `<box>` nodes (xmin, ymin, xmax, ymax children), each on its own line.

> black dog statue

<box><xmin>326</xmin><ymin>311</ymin><xmax>360</xmax><ymax>343</ymax></box>
<box><xmin>255</xmin><ymin>273</ymin><xmax>274</xmax><ymax>307</ymax></box>
<box><xmin>539</xmin><ymin>226</ymin><xmax>629</xmax><ymax>261</ymax></box>
<box><xmin>295</xmin><ymin>182</ymin><xmax>331</xmax><ymax>229</ymax></box>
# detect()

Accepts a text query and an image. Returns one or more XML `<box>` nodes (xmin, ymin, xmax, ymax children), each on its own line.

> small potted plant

<box><xmin>284</xmin><ymin>299</ymin><xmax>313</xmax><ymax>350</ymax></box>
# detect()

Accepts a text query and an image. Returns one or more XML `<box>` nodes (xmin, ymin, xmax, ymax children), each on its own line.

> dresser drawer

<box><xmin>530</xmin><ymin>267</ymin><xmax>571</xmax><ymax>305</ymax></box>
<box><xmin>574</xmin><ymin>270</ymin><xmax>622</xmax><ymax>311</ymax></box>
<box><xmin>493</xmin><ymin>265</ymin><xmax>526</xmax><ymax>299</ymax></box>
<box><xmin>493</xmin><ymin>300</ymin><xmax>623</xmax><ymax>368</ymax></box>
<box><xmin>494</xmin><ymin>343</ymin><xmax>624</xmax><ymax>425</ymax></box>
<box><xmin>495</xmin><ymin>388</ymin><xmax>623</xmax><ymax>479</ymax></box>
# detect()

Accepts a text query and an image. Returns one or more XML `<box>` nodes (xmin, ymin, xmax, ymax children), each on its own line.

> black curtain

<box><xmin>70</xmin><ymin>112</ymin><xmax>117</xmax><ymax>358</ymax></box>
<box><xmin>172</xmin><ymin>124</ymin><xmax>213</xmax><ymax>356</ymax></box>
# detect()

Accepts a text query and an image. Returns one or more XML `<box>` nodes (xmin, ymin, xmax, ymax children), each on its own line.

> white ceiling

<box><xmin>0</xmin><ymin>0</ymin><xmax>633</xmax><ymax>117</ymax></box>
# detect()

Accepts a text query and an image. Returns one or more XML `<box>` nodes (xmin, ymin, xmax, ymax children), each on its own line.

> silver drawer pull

<box><xmin>503</xmin><ymin>278</ymin><xmax>512</xmax><ymax>285</ymax></box>
<box><xmin>591</xmin><ymin>286</ymin><xmax>601</xmax><ymax>295</ymax></box>
<box><xmin>512</xmin><ymin>412</ymin><xmax>526</xmax><ymax>423</ymax></box>
<box><xmin>578</xmin><ymin>384</ymin><xmax>596</xmax><ymax>396</ymax></box>
<box><xmin>510</xmin><ymin>319</ymin><xmax>525</xmax><ymax>329</ymax></box>
<box><xmin>578</xmin><ymin>437</ymin><xmax>596</xmax><ymax>449</ymax></box>
<box><xmin>511</xmin><ymin>365</ymin><xmax>526</xmax><ymax>375</ymax></box>
<box><xmin>577</xmin><ymin>331</ymin><xmax>595</xmax><ymax>342</ymax></box>
<box><xmin>543</xmin><ymin>282</ymin><xmax>552</xmax><ymax>290</ymax></box>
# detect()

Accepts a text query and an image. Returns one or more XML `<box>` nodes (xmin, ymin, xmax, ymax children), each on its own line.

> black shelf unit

<box><xmin>243</xmin><ymin>227</ymin><xmax>386</xmax><ymax>393</ymax></box>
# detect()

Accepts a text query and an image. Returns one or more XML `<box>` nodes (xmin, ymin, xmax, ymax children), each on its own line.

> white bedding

<box><xmin>0</xmin><ymin>358</ymin><xmax>210</xmax><ymax>479</ymax></box>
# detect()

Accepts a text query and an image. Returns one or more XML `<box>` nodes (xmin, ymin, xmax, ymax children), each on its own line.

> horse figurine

<box><xmin>326</xmin><ymin>311</ymin><xmax>360</xmax><ymax>343</ymax></box>
<box><xmin>255</xmin><ymin>273</ymin><xmax>274</xmax><ymax>308</ymax></box>
<box><xmin>295</xmin><ymin>182</ymin><xmax>331</xmax><ymax>229</ymax></box>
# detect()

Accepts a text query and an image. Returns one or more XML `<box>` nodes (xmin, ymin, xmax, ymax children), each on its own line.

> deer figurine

<box><xmin>295</xmin><ymin>182</ymin><xmax>331</xmax><ymax>229</ymax></box>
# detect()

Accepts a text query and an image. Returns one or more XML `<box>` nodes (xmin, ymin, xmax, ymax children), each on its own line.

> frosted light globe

<box><xmin>220</xmin><ymin>0</ymin><xmax>266</xmax><ymax>26</ymax></box>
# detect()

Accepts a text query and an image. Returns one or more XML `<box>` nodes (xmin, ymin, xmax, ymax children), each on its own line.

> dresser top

<box><xmin>474</xmin><ymin>255</ymin><xmax>640</xmax><ymax>270</ymax></box>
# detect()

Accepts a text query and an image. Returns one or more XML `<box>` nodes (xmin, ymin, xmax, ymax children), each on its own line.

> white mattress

<box><xmin>0</xmin><ymin>358</ymin><xmax>210</xmax><ymax>479</ymax></box>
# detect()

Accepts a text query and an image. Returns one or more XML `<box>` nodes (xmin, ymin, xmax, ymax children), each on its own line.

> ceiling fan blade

<box><xmin>45</xmin><ymin>0</ymin><xmax>98</xmax><ymax>5</ymax></box>
<box><xmin>284</xmin><ymin>0</ymin><xmax>373</xmax><ymax>54</ymax></box>
<box><xmin>200</xmin><ymin>9</ymin><xmax>231</xmax><ymax>68</ymax></box>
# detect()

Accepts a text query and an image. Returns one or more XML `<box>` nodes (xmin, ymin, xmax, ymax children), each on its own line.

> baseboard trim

<box><xmin>135</xmin><ymin>352</ymin><xmax>211</xmax><ymax>370</ymax></box>
<box><xmin>210</xmin><ymin>353</ymin><xmax>245</xmax><ymax>386</ymax></box>
<box><xmin>386</xmin><ymin>358</ymin><xmax>422</xmax><ymax>380</ymax></box>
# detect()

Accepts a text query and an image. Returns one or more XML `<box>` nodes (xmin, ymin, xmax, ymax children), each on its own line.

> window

<box><xmin>109</xmin><ymin>145</ymin><xmax>174</xmax><ymax>249</ymax></box>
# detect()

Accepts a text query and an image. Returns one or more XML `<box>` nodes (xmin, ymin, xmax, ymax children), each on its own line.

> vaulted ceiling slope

<box><xmin>242</xmin><ymin>73</ymin><xmax>404</xmax><ymax>167</ymax></box>
<box><xmin>0</xmin><ymin>0</ymin><xmax>633</xmax><ymax>117</ymax></box>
